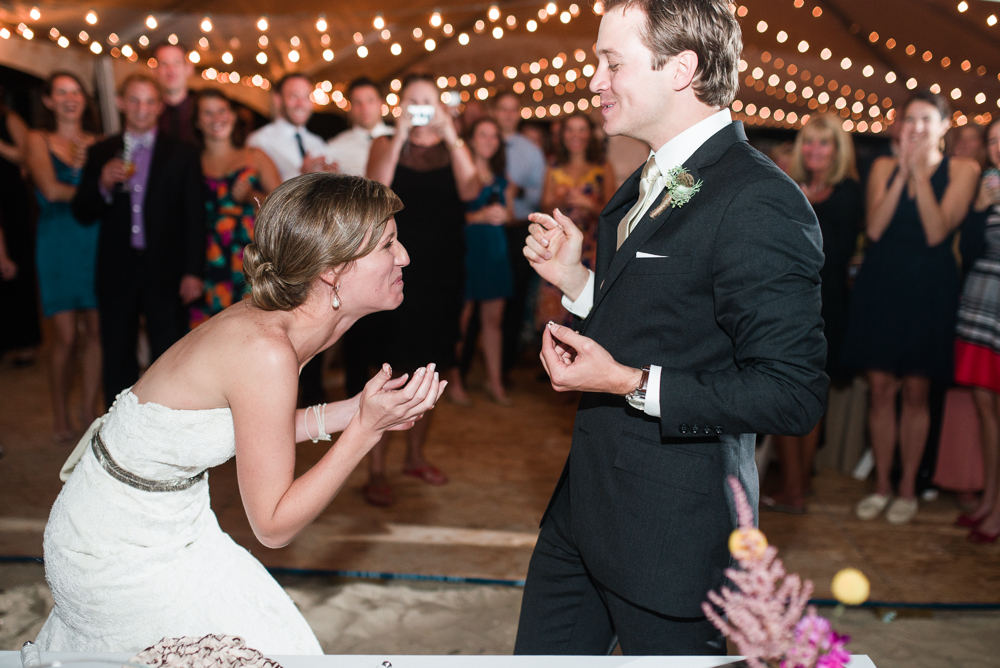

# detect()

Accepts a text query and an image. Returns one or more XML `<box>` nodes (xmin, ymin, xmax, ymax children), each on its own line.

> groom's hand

<box><xmin>524</xmin><ymin>209</ymin><xmax>591</xmax><ymax>301</ymax></box>
<box><xmin>540</xmin><ymin>322</ymin><xmax>643</xmax><ymax>395</ymax></box>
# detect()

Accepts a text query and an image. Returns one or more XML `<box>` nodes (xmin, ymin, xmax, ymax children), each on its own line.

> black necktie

<box><xmin>295</xmin><ymin>132</ymin><xmax>306</xmax><ymax>159</ymax></box>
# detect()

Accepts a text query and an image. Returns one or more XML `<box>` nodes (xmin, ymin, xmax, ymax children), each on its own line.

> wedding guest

<box><xmin>494</xmin><ymin>93</ymin><xmax>547</xmax><ymax>377</ymax></box>
<box><xmin>763</xmin><ymin>115</ymin><xmax>862</xmax><ymax>513</ymax></box>
<box><xmin>153</xmin><ymin>42</ymin><xmax>197</xmax><ymax>146</ymax></box>
<box><xmin>190</xmin><ymin>90</ymin><xmax>281</xmax><ymax>328</ymax></box>
<box><xmin>947</xmin><ymin>124</ymin><xmax>987</xmax><ymax>168</ymax></box>
<box><xmin>953</xmin><ymin>118</ymin><xmax>1000</xmax><ymax>543</ymax></box>
<box><xmin>25</xmin><ymin>72</ymin><xmax>101</xmax><ymax>441</ymax></box>
<box><xmin>843</xmin><ymin>90</ymin><xmax>980</xmax><ymax>525</ymax></box>
<box><xmin>37</xmin><ymin>173</ymin><xmax>445</xmax><ymax>655</ymax></box>
<box><xmin>72</xmin><ymin>73</ymin><xmax>206</xmax><ymax>405</ymax></box>
<box><xmin>248</xmin><ymin>73</ymin><xmax>336</xmax><ymax>405</ymax></box>
<box><xmin>461</xmin><ymin>117</ymin><xmax>515</xmax><ymax>405</ymax></box>
<box><xmin>326</xmin><ymin>77</ymin><xmax>393</xmax><ymax>177</ymax></box>
<box><xmin>535</xmin><ymin>112</ymin><xmax>615</xmax><ymax>328</ymax></box>
<box><xmin>361</xmin><ymin>73</ymin><xmax>481</xmax><ymax>506</ymax></box>
<box><xmin>247</xmin><ymin>74</ymin><xmax>334</xmax><ymax>182</ymax></box>
<box><xmin>0</xmin><ymin>89</ymin><xmax>41</xmax><ymax>366</ymax></box>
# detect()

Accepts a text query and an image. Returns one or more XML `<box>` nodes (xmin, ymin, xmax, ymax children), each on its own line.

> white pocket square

<box><xmin>635</xmin><ymin>252</ymin><xmax>667</xmax><ymax>259</ymax></box>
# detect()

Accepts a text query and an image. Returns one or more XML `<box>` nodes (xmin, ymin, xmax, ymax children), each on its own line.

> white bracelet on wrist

<box><xmin>304</xmin><ymin>403</ymin><xmax>332</xmax><ymax>443</ymax></box>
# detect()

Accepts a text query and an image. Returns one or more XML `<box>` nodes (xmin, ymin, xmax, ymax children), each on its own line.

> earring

<box><xmin>332</xmin><ymin>284</ymin><xmax>341</xmax><ymax>310</ymax></box>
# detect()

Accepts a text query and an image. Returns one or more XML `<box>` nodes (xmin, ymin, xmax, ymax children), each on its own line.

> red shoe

<box><xmin>968</xmin><ymin>528</ymin><xmax>1000</xmax><ymax>544</ymax></box>
<box><xmin>362</xmin><ymin>481</ymin><xmax>395</xmax><ymax>507</ymax></box>
<box><xmin>956</xmin><ymin>513</ymin><xmax>984</xmax><ymax>528</ymax></box>
<box><xmin>403</xmin><ymin>464</ymin><xmax>448</xmax><ymax>486</ymax></box>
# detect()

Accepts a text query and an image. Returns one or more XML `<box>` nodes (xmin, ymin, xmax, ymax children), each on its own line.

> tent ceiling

<box><xmin>3</xmin><ymin>0</ymin><xmax>1000</xmax><ymax>132</ymax></box>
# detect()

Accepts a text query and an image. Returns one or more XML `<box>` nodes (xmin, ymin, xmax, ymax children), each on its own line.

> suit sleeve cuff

<box><xmin>643</xmin><ymin>365</ymin><xmax>662</xmax><ymax>417</ymax></box>
<box><xmin>560</xmin><ymin>270</ymin><xmax>595</xmax><ymax>318</ymax></box>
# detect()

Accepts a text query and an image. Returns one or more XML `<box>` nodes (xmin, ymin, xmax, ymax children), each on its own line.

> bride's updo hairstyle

<box><xmin>243</xmin><ymin>173</ymin><xmax>403</xmax><ymax>311</ymax></box>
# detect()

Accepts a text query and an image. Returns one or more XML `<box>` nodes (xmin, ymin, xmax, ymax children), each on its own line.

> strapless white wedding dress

<box><xmin>36</xmin><ymin>389</ymin><xmax>323</xmax><ymax>655</ymax></box>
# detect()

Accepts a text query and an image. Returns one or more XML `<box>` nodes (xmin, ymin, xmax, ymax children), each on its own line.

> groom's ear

<box><xmin>671</xmin><ymin>50</ymin><xmax>700</xmax><ymax>92</ymax></box>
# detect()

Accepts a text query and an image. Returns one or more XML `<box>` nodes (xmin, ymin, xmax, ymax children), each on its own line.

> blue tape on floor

<box><xmin>3</xmin><ymin>555</ymin><xmax>999</xmax><ymax>609</ymax></box>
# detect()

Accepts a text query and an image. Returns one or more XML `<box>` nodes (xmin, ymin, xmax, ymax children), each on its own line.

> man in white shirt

<box><xmin>247</xmin><ymin>74</ymin><xmax>334</xmax><ymax>183</ymax></box>
<box><xmin>247</xmin><ymin>73</ymin><xmax>335</xmax><ymax>406</ymax></box>
<box><xmin>326</xmin><ymin>78</ymin><xmax>393</xmax><ymax>177</ymax></box>
<box><xmin>515</xmin><ymin>0</ymin><xmax>827</xmax><ymax>655</ymax></box>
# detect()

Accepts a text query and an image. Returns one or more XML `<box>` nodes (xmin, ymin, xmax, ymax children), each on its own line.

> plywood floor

<box><xmin>2</xmin><ymin>347</ymin><xmax>998</xmax><ymax>606</ymax></box>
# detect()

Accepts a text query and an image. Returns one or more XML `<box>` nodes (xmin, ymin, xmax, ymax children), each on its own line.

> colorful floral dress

<box><xmin>189</xmin><ymin>167</ymin><xmax>259</xmax><ymax>328</ymax></box>
<box><xmin>535</xmin><ymin>163</ymin><xmax>607</xmax><ymax>328</ymax></box>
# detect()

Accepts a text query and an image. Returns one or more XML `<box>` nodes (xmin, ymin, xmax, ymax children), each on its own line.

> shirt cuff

<box><xmin>643</xmin><ymin>365</ymin><xmax>662</xmax><ymax>417</ymax></box>
<box><xmin>560</xmin><ymin>270</ymin><xmax>595</xmax><ymax>318</ymax></box>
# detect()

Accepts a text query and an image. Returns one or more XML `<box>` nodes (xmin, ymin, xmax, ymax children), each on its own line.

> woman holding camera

<box><xmin>362</xmin><ymin>74</ymin><xmax>481</xmax><ymax>506</ymax></box>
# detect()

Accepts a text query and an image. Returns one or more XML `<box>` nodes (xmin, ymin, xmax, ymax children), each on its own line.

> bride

<box><xmin>36</xmin><ymin>173</ymin><xmax>446</xmax><ymax>655</ymax></box>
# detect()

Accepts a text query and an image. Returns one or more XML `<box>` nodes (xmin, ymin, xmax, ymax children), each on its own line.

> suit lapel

<box><xmin>582</xmin><ymin>121</ymin><xmax>747</xmax><ymax>332</ymax></box>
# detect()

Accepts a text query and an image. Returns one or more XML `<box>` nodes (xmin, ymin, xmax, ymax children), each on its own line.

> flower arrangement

<box><xmin>702</xmin><ymin>477</ymin><xmax>868</xmax><ymax>668</ymax></box>
<box><xmin>650</xmin><ymin>166</ymin><xmax>703</xmax><ymax>218</ymax></box>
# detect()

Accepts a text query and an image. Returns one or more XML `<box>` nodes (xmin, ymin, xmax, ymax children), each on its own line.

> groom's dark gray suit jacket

<box><xmin>547</xmin><ymin>121</ymin><xmax>828</xmax><ymax>618</ymax></box>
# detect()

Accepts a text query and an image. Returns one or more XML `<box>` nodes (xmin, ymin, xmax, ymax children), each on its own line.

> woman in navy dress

<box><xmin>842</xmin><ymin>90</ymin><xmax>980</xmax><ymax>525</ymax></box>
<box><xmin>461</xmin><ymin>117</ymin><xmax>515</xmax><ymax>405</ymax></box>
<box><xmin>25</xmin><ymin>72</ymin><xmax>100</xmax><ymax>442</ymax></box>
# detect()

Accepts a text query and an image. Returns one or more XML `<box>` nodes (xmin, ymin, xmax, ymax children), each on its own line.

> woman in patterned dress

<box><xmin>954</xmin><ymin>118</ymin><xmax>1000</xmax><ymax>542</ymax></box>
<box><xmin>190</xmin><ymin>90</ymin><xmax>281</xmax><ymax>328</ymax></box>
<box><xmin>535</xmin><ymin>113</ymin><xmax>615</xmax><ymax>328</ymax></box>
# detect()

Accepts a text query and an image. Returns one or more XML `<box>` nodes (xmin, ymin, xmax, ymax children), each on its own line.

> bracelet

<box><xmin>304</xmin><ymin>403</ymin><xmax>332</xmax><ymax>443</ymax></box>
<box><xmin>447</xmin><ymin>137</ymin><xmax>464</xmax><ymax>150</ymax></box>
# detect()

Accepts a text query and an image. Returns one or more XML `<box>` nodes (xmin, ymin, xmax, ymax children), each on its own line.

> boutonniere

<box><xmin>650</xmin><ymin>166</ymin><xmax>703</xmax><ymax>218</ymax></box>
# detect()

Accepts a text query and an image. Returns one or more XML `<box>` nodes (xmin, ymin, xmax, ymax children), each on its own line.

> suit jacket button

<box><xmin>715</xmin><ymin>426</ymin><xmax>723</xmax><ymax>435</ymax></box>
<box><xmin>679</xmin><ymin>424</ymin><xmax>688</xmax><ymax>434</ymax></box>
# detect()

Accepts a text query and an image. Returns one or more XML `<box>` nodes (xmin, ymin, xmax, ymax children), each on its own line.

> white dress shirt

<box><xmin>560</xmin><ymin>109</ymin><xmax>733</xmax><ymax>417</ymax></box>
<box><xmin>326</xmin><ymin>122</ymin><xmax>394</xmax><ymax>177</ymax></box>
<box><xmin>246</xmin><ymin>117</ymin><xmax>330</xmax><ymax>183</ymax></box>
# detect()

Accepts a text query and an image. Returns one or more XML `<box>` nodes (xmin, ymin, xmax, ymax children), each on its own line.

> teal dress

<box><xmin>464</xmin><ymin>176</ymin><xmax>514</xmax><ymax>301</ymax></box>
<box><xmin>35</xmin><ymin>152</ymin><xmax>99</xmax><ymax>317</ymax></box>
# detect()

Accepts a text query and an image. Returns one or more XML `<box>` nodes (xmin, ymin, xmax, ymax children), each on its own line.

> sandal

<box><xmin>403</xmin><ymin>464</ymin><xmax>448</xmax><ymax>486</ymax></box>
<box><xmin>362</xmin><ymin>481</ymin><xmax>395</xmax><ymax>507</ymax></box>
<box><xmin>761</xmin><ymin>494</ymin><xmax>807</xmax><ymax>514</ymax></box>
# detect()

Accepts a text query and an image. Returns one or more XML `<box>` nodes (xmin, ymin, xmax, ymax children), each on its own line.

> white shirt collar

<box><xmin>273</xmin><ymin>116</ymin><xmax>308</xmax><ymax>135</ymax></box>
<box><xmin>651</xmin><ymin>109</ymin><xmax>732</xmax><ymax>174</ymax></box>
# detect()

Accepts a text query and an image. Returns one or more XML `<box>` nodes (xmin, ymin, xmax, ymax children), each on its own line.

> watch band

<box><xmin>626</xmin><ymin>365</ymin><xmax>651</xmax><ymax>411</ymax></box>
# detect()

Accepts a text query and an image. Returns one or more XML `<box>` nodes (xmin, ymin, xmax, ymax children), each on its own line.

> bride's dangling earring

<box><xmin>332</xmin><ymin>284</ymin><xmax>341</xmax><ymax>310</ymax></box>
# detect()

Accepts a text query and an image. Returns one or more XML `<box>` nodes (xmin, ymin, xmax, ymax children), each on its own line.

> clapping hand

<box><xmin>357</xmin><ymin>363</ymin><xmax>447</xmax><ymax>433</ymax></box>
<box><xmin>230</xmin><ymin>172</ymin><xmax>255</xmax><ymax>204</ymax></box>
<box><xmin>0</xmin><ymin>254</ymin><xmax>16</xmax><ymax>280</ymax></box>
<box><xmin>482</xmin><ymin>203</ymin><xmax>510</xmax><ymax>226</ymax></box>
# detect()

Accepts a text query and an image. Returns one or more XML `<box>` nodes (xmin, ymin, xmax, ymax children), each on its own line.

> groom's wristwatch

<box><xmin>625</xmin><ymin>365</ymin><xmax>651</xmax><ymax>411</ymax></box>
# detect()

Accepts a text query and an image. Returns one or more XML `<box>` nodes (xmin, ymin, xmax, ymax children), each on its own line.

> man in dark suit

<box><xmin>73</xmin><ymin>73</ymin><xmax>205</xmax><ymax>405</ymax></box>
<box><xmin>515</xmin><ymin>0</ymin><xmax>828</xmax><ymax>655</ymax></box>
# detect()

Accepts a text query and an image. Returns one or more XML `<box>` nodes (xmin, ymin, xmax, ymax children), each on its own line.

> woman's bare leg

<box><xmin>897</xmin><ymin>375</ymin><xmax>931</xmax><ymax>500</ymax></box>
<box><xmin>80</xmin><ymin>310</ymin><xmax>103</xmax><ymax>423</ymax></box>
<box><xmin>49</xmin><ymin>311</ymin><xmax>78</xmax><ymax>440</ymax></box>
<box><xmin>480</xmin><ymin>298</ymin><xmax>508</xmax><ymax>401</ymax></box>
<box><xmin>868</xmin><ymin>370</ymin><xmax>901</xmax><ymax>497</ymax></box>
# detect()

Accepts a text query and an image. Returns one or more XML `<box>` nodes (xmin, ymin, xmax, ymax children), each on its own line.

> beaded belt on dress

<box><xmin>90</xmin><ymin>430</ymin><xmax>207</xmax><ymax>492</ymax></box>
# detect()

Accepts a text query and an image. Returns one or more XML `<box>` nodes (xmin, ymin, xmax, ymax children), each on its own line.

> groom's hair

<box><xmin>600</xmin><ymin>0</ymin><xmax>741</xmax><ymax>108</ymax></box>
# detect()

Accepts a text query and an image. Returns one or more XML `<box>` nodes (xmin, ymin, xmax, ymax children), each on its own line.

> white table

<box><xmin>0</xmin><ymin>652</ymin><xmax>877</xmax><ymax>668</ymax></box>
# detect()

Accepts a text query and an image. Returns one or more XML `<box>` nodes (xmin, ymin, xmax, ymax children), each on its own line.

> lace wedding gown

<box><xmin>36</xmin><ymin>390</ymin><xmax>323</xmax><ymax>655</ymax></box>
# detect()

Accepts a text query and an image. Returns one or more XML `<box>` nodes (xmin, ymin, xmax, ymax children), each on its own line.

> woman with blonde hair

<box><xmin>37</xmin><ymin>173</ymin><xmax>446</xmax><ymax>654</ymax></box>
<box><xmin>763</xmin><ymin>114</ymin><xmax>863</xmax><ymax>513</ymax></box>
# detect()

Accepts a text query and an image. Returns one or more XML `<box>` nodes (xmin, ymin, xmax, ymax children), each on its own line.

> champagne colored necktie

<box><xmin>616</xmin><ymin>155</ymin><xmax>662</xmax><ymax>249</ymax></box>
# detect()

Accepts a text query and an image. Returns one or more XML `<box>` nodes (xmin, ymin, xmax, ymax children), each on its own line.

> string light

<box><xmin>201</xmin><ymin>17</ymin><xmax>212</xmax><ymax>32</ymax></box>
<box><xmin>145</xmin><ymin>15</ymin><xmax>157</xmax><ymax>29</ymax></box>
<box><xmin>89</xmin><ymin>41</ymin><xmax>101</xmax><ymax>53</ymax></box>
<box><xmin>374</xmin><ymin>15</ymin><xmax>385</xmax><ymax>29</ymax></box>
<box><xmin>316</xmin><ymin>15</ymin><xmax>327</xmax><ymax>32</ymax></box>
<box><xmin>430</xmin><ymin>12</ymin><xmax>442</xmax><ymax>27</ymax></box>
<box><xmin>85</xmin><ymin>11</ymin><xmax>98</xmax><ymax>25</ymax></box>
<box><xmin>29</xmin><ymin>7</ymin><xmax>40</xmax><ymax>20</ymax></box>
<box><xmin>357</xmin><ymin>45</ymin><xmax>368</xmax><ymax>58</ymax></box>
<box><xmin>256</xmin><ymin>52</ymin><xmax>267</xmax><ymax>64</ymax></box>
<box><xmin>323</xmin><ymin>49</ymin><xmax>334</xmax><ymax>61</ymax></box>
<box><xmin>222</xmin><ymin>51</ymin><xmax>233</xmax><ymax>64</ymax></box>
<box><xmin>257</xmin><ymin>17</ymin><xmax>268</xmax><ymax>31</ymax></box>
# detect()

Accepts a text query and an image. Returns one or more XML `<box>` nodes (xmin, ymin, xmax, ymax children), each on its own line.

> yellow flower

<box><xmin>831</xmin><ymin>568</ymin><xmax>870</xmax><ymax>605</ymax></box>
<box><xmin>728</xmin><ymin>527</ymin><xmax>768</xmax><ymax>561</ymax></box>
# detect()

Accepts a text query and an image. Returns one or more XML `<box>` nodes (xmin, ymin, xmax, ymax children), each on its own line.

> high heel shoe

<box><xmin>956</xmin><ymin>513</ymin><xmax>984</xmax><ymax>528</ymax></box>
<box><xmin>968</xmin><ymin>527</ymin><xmax>1000</xmax><ymax>544</ymax></box>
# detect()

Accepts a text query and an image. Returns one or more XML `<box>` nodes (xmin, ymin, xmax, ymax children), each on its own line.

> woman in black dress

<box><xmin>842</xmin><ymin>91</ymin><xmax>980</xmax><ymax>525</ymax></box>
<box><xmin>0</xmin><ymin>95</ymin><xmax>41</xmax><ymax>364</ymax></box>
<box><xmin>764</xmin><ymin>114</ymin><xmax>863</xmax><ymax>513</ymax></box>
<box><xmin>362</xmin><ymin>74</ymin><xmax>481</xmax><ymax>506</ymax></box>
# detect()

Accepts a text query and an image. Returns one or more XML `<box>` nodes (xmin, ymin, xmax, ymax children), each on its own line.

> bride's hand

<box><xmin>357</xmin><ymin>363</ymin><xmax>447</xmax><ymax>433</ymax></box>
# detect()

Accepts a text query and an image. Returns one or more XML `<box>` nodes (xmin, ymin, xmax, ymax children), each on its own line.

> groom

<box><xmin>515</xmin><ymin>0</ymin><xmax>828</xmax><ymax>656</ymax></box>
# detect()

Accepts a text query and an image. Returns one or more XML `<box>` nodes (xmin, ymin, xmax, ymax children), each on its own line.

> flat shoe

<box><xmin>886</xmin><ymin>497</ymin><xmax>918</xmax><ymax>525</ymax></box>
<box><xmin>856</xmin><ymin>493</ymin><xmax>892</xmax><ymax>521</ymax></box>
<box><xmin>484</xmin><ymin>387</ymin><xmax>513</xmax><ymax>407</ymax></box>
<box><xmin>956</xmin><ymin>513</ymin><xmax>984</xmax><ymax>528</ymax></box>
<box><xmin>403</xmin><ymin>464</ymin><xmax>448</xmax><ymax>486</ymax></box>
<box><xmin>968</xmin><ymin>527</ymin><xmax>1000</xmax><ymax>544</ymax></box>
<box><xmin>446</xmin><ymin>392</ymin><xmax>472</xmax><ymax>407</ymax></box>
<box><xmin>362</xmin><ymin>482</ymin><xmax>394</xmax><ymax>507</ymax></box>
<box><xmin>761</xmin><ymin>495</ymin><xmax>806</xmax><ymax>514</ymax></box>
